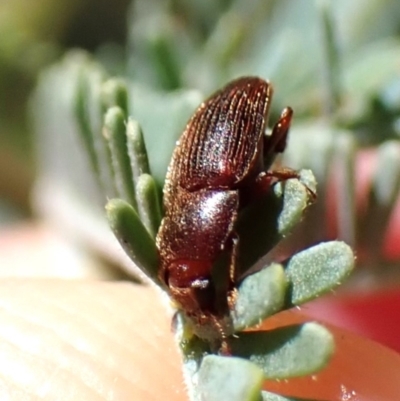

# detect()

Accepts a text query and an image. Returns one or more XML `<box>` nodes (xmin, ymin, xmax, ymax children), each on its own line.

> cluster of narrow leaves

<box><xmin>33</xmin><ymin>54</ymin><xmax>355</xmax><ymax>401</ymax></box>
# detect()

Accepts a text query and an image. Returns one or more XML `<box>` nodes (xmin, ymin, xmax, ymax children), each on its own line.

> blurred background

<box><xmin>1</xmin><ymin>0</ymin><xmax>400</xmax><ymax>351</ymax></box>
<box><xmin>0</xmin><ymin>0</ymin><xmax>130</xmax><ymax>219</ymax></box>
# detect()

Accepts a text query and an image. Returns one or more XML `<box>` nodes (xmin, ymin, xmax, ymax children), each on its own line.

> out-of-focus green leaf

<box><xmin>104</xmin><ymin>106</ymin><xmax>136</xmax><ymax>208</ymax></box>
<box><xmin>75</xmin><ymin>58</ymin><xmax>113</xmax><ymax>193</ymax></box>
<box><xmin>101</xmin><ymin>78</ymin><xmax>129</xmax><ymax>118</ymax></box>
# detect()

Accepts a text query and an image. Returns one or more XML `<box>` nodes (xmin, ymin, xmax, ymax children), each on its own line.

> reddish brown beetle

<box><xmin>156</xmin><ymin>77</ymin><xmax>295</xmax><ymax>344</ymax></box>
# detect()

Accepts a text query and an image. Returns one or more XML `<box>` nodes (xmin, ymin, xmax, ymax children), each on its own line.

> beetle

<box><xmin>156</xmin><ymin>76</ymin><xmax>296</xmax><ymax>346</ymax></box>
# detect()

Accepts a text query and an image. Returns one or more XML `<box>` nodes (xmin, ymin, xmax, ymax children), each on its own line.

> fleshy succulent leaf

<box><xmin>197</xmin><ymin>355</ymin><xmax>264</xmax><ymax>401</ymax></box>
<box><xmin>126</xmin><ymin>118</ymin><xmax>151</xmax><ymax>180</ymax></box>
<box><xmin>232</xmin><ymin>263</ymin><xmax>288</xmax><ymax>332</ymax></box>
<box><xmin>275</xmin><ymin>170</ymin><xmax>317</xmax><ymax>236</ymax></box>
<box><xmin>285</xmin><ymin>241</ymin><xmax>354</xmax><ymax>306</ymax></box>
<box><xmin>135</xmin><ymin>173</ymin><xmax>163</xmax><ymax>238</ymax></box>
<box><xmin>229</xmin><ymin>323</ymin><xmax>334</xmax><ymax>379</ymax></box>
<box><xmin>105</xmin><ymin>198</ymin><xmax>160</xmax><ymax>284</ymax></box>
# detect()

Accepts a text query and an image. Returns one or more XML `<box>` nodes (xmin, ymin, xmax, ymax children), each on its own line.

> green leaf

<box><xmin>229</xmin><ymin>323</ymin><xmax>334</xmax><ymax>379</ymax></box>
<box><xmin>149</xmin><ymin>35</ymin><xmax>182</xmax><ymax>90</ymax></box>
<box><xmin>105</xmin><ymin>198</ymin><xmax>160</xmax><ymax>284</ymax></box>
<box><xmin>101</xmin><ymin>78</ymin><xmax>129</xmax><ymax>118</ymax></box>
<box><xmin>197</xmin><ymin>355</ymin><xmax>264</xmax><ymax>401</ymax></box>
<box><xmin>126</xmin><ymin>118</ymin><xmax>151</xmax><ymax>180</ymax></box>
<box><xmin>104</xmin><ymin>106</ymin><xmax>137</xmax><ymax>208</ymax></box>
<box><xmin>232</xmin><ymin>263</ymin><xmax>288</xmax><ymax>332</ymax></box>
<box><xmin>74</xmin><ymin>64</ymin><xmax>102</xmax><ymax>180</ymax></box>
<box><xmin>285</xmin><ymin>241</ymin><xmax>355</xmax><ymax>305</ymax></box>
<box><xmin>275</xmin><ymin>170</ymin><xmax>317</xmax><ymax>236</ymax></box>
<box><xmin>135</xmin><ymin>173</ymin><xmax>163</xmax><ymax>238</ymax></box>
<box><xmin>74</xmin><ymin>60</ymin><xmax>116</xmax><ymax>197</ymax></box>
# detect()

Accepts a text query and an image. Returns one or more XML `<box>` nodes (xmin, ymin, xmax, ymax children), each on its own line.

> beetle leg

<box><xmin>227</xmin><ymin>232</ymin><xmax>239</xmax><ymax>309</ymax></box>
<box><xmin>228</xmin><ymin>232</ymin><xmax>239</xmax><ymax>284</ymax></box>
<box><xmin>262</xmin><ymin>168</ymin><xmax>301</xmax><ymax>185</ymax></box>
<box><xmin>257</xmin><ymin>169</ymin><xmax>317</xmax><ymax>200</ymax></box>
<box><xmin>241</xmin><ymin>168</ymin><xmax>316</xmax><ymax>207</ymax></box>
<box><xmin>240</xmin><ymin>168</ymin><xmax>297</xmax><ymax>205</ymax></box>
<box><xmin>264</xmin><ymin>107</ymin><xmax>293</xmax><ymax>167</ymax></box>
